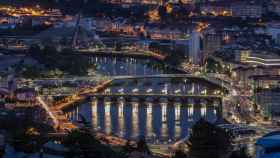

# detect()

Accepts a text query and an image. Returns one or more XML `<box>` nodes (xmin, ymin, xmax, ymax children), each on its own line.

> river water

<box><xmin>66</xmin><ymin>55</ymin><xmax>221</xmax><ymax>143</ymax></box>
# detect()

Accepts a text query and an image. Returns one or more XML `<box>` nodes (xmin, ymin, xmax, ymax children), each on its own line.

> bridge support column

<box><xmin>70</xmin><ymin>111</ymin><xmax>75</xmax><ymax>121</ymax></box>
<box><xmin>118</xmin><ymin>99</ymin><xmax>125</xmax><ymax>137</ymax></box>
<box><xmin>206</xmin><ymin>100</ymin><xmax>214</xmax><ymax>121</ymax></box>
<box><xmin>75</xmin><ymin>106</ymin><xmax>79</xmax><ymax>121</ymax></box>
<box><xmin>200</xmin><ymin>99</ymin><xmax>207</xmax><ymax>118</ymax></box>
<box><xmin>132</xmin><ymin>102</ymin><xmax>139</xmax><ymax>138</ymax></box>
<box><xmin>65</xmin><ymin>113</ymin><xmax>69</xmax><ymax>120</ymax></box>
<box><xmin>175</xmin><ymin>102</ymin><xmax>181</xmax><ymax>139</ymax></box>
<box><xmin>146</xmin><ymin>102</ymin><xmax>153</xmax><ymax>138</ymax></box>
<box><xmin>161</xmin><ymin>103</ymin><xmax>168</xmax><ymax>138</ymax></box>
<box><xmin>190</xmin><ymin>83</ymin><xmax>195</xmax><ymax>94</ymax></box>
<box><xmin>214</xmin><ymin>99</ymin><xmax>223</xmax><ymax>119</ymax></box>
<box><xmin>91</xmin><ymin>98</ymin><xmax>98</xmax><ymax>129</ymax></box>
<box><xmin>104</xmin><ymin>101</ymin><xmax>111</xmax><ymax>135</ymax></box>
<box><xmin>65</xmin><ymin>111</ymin><xmax>71</xmax><ymax>121</ymax></box>
<box><xmin>193</xmin><ymin>99</ymin><xmax>202</xmax><ymax>121</ymax></box>
<box><xmin>187</xmin><ymin>98</ymin><xmax>194</xmax><ymax>121</ymax></box>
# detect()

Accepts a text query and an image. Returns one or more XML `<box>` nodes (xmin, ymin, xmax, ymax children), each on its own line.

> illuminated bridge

<box><xmin>83</xmin><ymin>74</ymin><xmax>230</xmax><ymax>98</ymax></box>
<box><xmin>50</xmin><ymin>74</ymin><xmax>230</xmax><ymax>143</ymax></box>
<box><xmin>112</xmin><ymin>74</ymin><xmax>231</xmax><ymax>90</ymax></box>
<box><xmin>50</xmin><ymin>74</ymin><xmax>230</xmax><ymax>111</ymax></box>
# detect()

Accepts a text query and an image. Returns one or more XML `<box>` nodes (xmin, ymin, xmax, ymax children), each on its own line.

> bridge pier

<box><xmin>82</xmin><ymin>93</ymin><xmax>224</xmax><ymax>140</ymax></box>
<box><xmin>117</xmin><ymin>98</ymin><xmax>125</xmax><ymax>137</ymax></box>
<box><xmin>214</xmin><ymin>99</ymin><xmax>223</xmax><ymax>119</ymax></box>
<box><xmin>104</xmin><ymin>101</ymin><xmax>111</xmax><ymax>135</ymax></box>
<box><xmin>132</xmin><ymin>102</ymin><xmax>139</xmax><ymax>138</ymax></box>
<box><xmin>161</xmin><ymin>102</ymin><xmax>168</xmax><ymax>138</ymax></box>
<box><xmin>200</xmin><ymin>99</ymin><xmax>207</xmax><ymax>118</ymax></box>
<box><xmin>74</xmin><ymin>106</ymin><xmax>79</xmax><ymax>121</ymax></box>
<box><xmin>187</xmin><ymin>98</ymin><xmax>194</xmax><ymax>121</ymax></box>
<box><xmin>146</xmin><ymin>102</ymin><xmax>153</xmax><ymax>138</ymax></box>
<box><xmin>91</xmin><ymin>98</ymin><xmax>98</xmax><ymax>130</ymax></box>
<box><xmin>174</xmin><ymin>102</ymin><xmax>181</xmax><ymax>139</ymax></box>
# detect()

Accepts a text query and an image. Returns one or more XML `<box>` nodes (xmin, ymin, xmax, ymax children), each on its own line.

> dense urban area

<box><xmin>0</xmin><ymin>0</ymin><xmax>280</xmax><ymax>158</ymax></box>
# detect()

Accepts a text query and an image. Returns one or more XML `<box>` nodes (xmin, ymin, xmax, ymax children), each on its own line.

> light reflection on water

<box><xmin>66</xmin><ymin>98</ymin><xmax>220</xmax><ymax>143</ymax></box>
<box><xmin>89</xmin><ymin>56</ymin><xmax>180</xmax><ymax>76</ymax></box>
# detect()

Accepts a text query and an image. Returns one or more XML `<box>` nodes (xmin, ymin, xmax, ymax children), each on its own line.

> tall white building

<box><xmin>189</xmin><ymin>31</ymin><xmax>201</xmax><ymax>65</ymax></box>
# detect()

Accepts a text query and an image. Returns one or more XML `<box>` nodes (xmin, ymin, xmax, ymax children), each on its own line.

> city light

<box><xmin>0</xmin><ymin>0</ymin><xmax>279</xmax><ymax>157</ymax></box>
<box><xmin>0</xmin><ymin>5</ymin><xmax>50</xmax><ymax>17</ymax></box>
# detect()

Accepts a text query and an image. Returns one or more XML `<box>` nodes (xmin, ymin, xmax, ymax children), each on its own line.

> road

<box><xmin>36</xmin><ymin>96</ymin><xmax>60</xmax><ymax>129</ymax></box>
<box><xmin>77</xmin><ymin>48</ymin><xmax>167</xmax><ymax>60</ymax></box>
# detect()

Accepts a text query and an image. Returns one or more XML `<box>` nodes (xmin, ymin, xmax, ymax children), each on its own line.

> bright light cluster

<box><xmin>196</xmin><ymin>22</ymin><xmax>210</xmax><ymax>32</ymax></box>
<box><xmin>0</xmin><ymin>5</ymin><xmax>49</xmax><ymax>17</ymax></box>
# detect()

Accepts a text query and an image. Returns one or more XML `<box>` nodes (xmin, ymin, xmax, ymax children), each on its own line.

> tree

<box><xmin>21</xmin><ymin>65</ymin><xmax>42</xmax><ymax>79</ymax></box>
<box><xmin>120</xmin><ymin>140</ymin><xmax>135</xmax><ymax>158</ymax></box>
<box><xmin>173</xmin><ymin>149</ymin><xmax>188</xmax><ymax>158</ymax></box>
<box><xmin>187</xmin><ymin>119</ymin><xmax>232</xmax><ymax>158</ymax></box>
<box><xmin>11</xmin><ymin>127</ymin><xmax>44</xmax><ymax>154</ymax></box>
<box><xmin>229</xmin><ymin>147</ymin><xmax>251</xmax><ymax>158</ymax></box>
<box><xmin>115</xmin><ymin>42</ymin><xmax>122</xmax><ymax>51</ymax></box>
<box><xmin>29</xmin><ymin>44</ymin><xmax>41</xmax><ymax>56</ymax></box>
<box><xmin>63</xmin><ymin>129</ymin><xmax>119</xmax><ymax>158</ymax></box>
<box><xmin>136</xmin><ymin>138</ymin><xmax>150</xmax><ymax>154</ymax></box>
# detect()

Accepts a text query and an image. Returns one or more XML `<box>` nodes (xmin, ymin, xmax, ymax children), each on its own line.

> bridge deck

<box><xmin>112</xmin><ymin>74</ymin><xmax>231</xmax><ymax>91</ymax></box>
<box><xmin>88</xmin><ymin>93</ymin><xmax>223</xmax><ymax>99</ymax></box>
<box><xmin>77</xmin><ymin>49</ymin><xmax>167</xmax><ymax>61</ymax></box>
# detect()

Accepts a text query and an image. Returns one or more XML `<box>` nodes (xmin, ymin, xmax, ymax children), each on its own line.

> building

<box><xmin>231</xmin><ymin>1</ymin><xmax>263</xmax><ymax>19</ymax></box>
<box><xmin>200</xmin><ymin>1</ymin><xmax>232</xmax><ymax>16</ymax></box>
<box><xmin>256</xmin><ymin>131</ymin><xmax>280</xmax><ymax>158</ymax></box>
<box><xmin>103</xmin><ymin>0</ymin><xmax>164</xmax><ymax>5</ymax></box>
<box><xmin>0</xmin><ymin>15</ymin><xmax>21</xmax><ymax>25</ymax></box>
<box><xmin>255</xmin><ymin>86</ymin><xmax>280</xmax><ymax>119</ymax></box>
<box><xmin>146</xmin><ymin>27</ymin><xmax>186</xmax><ymax>40</ymax></box>
<box><xmin>203</xmin><ymin>31</ymin><xmax>223</xmax><ymax>56</ymax></box>
<box><xmin>189</xmin><ymin>31</ymin><xmax>201</xmax><ymax>65</ymax></box>
<box><xmin>14</xmin><ymin>88</ymin><xmax>36</xmax><ymax>102</ymax></box>
<box><xmin>266</xmin><ymin>23</ymin><xmax>280</xmax><ymax>45</ymax></box>
<box><xmin>92</xmin><ymin>17</ymin><xmax>113</xmax><ymax>32</ymax></box>
<box><xmin>268</xmin><ymin>0</ymin><xmax>280</xmax><ymax>16</ymax></box>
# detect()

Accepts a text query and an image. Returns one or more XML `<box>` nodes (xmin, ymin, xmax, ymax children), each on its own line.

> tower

<box><xmin>189</xmin><ymin>30</ymin><xmax>201</xmax><ymax>65</ymax></box>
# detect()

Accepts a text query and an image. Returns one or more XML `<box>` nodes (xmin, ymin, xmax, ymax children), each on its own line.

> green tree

<box><xmin>29</xmin><ymin>44</ymin><xmax>41</xmax><ymax>56</ymax></box>
<box><xmin>120</xmin><ymin>140</ymin><xmax>135</xmax><ymax>158</ymax></box>
<box><xmin>188</xmin><ymin>119</ymin><xmax>232</xmax><ymax>158</ymax></box>
<box><xmin>229</xmin><ymin>147</ymin><xmax>251</xmax><ymax>158</ymax></box>
<box><xmin>136</xmin><ymin>138</ymin><xmax>150</xmax><ymax>154</ymax></box>
<box><xmin>115</xmin><ymin>42</ymin><xmax>122</xmax><ymax>51</ymax></box>
<box><xmin>21</xmin><ymin>65</ymin><xmax>42</xmax><ymax>79</ymax></box>
<box><xmin>11</xmin><ymin>127</ymin><xmax>44</xmax><ymax>154</ymax></box>
<box><xmin>173</xmin><ymin>149</ymin><xmax>188</xmax><ymax>158</ymax></box>
<box><xmin>63</xmin><ymin>129</ymin><xmax>119</xmax><ymax>158</ymax></box>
